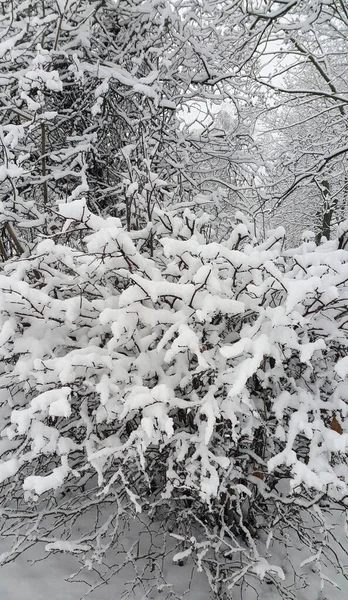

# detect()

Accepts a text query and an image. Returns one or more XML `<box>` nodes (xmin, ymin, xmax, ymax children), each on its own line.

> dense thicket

<box><xmin>2</xmin><ymin>199</ymin><xmax>348</xmax><ymax>598</ymax></box>
<box><xmin>1</xmin><ymin>1</ymin><xmax>348</xmax><ymax>599</ymax></box>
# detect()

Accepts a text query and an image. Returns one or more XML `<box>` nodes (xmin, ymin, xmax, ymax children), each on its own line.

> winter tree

<box><xmin>1</xmin><ymin>1</ymin><xmax>348</xmax><ymax>600</ymax></box>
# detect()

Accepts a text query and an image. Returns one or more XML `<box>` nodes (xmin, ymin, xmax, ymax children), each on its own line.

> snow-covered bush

<box><xmin>1</xmin><ymin>202</ymin><xmax>348</xmax><ymax>598</ymax></box>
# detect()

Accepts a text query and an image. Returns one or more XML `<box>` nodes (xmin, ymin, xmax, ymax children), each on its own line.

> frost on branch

<box><xmin>1</xmin><ymin>202</ymin><xmax>348</xmax><ymax>597</ymax></box>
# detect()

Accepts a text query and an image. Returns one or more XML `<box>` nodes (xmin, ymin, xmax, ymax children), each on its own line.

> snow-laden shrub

<box><xmin>1</xmin><ymin>201</ymin><xmax>348</xmax><ymax>598</ymax></box>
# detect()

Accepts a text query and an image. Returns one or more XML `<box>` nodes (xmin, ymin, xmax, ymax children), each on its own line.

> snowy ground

<box><xmin>0</xmin><ymin>518</ymin><xmax>210</xmax><ymax>600</ymax></box>
<box><xmin>1</xmin><ymin>509</ymin><xmax>348</xmax><ymax>600</ymax></box>
<box><xmin>0</xmin><ymin>549</ymin><xmax>210</xmax><ymax>600</ymax></box>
